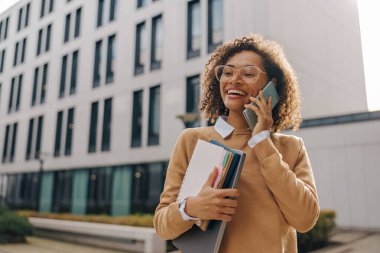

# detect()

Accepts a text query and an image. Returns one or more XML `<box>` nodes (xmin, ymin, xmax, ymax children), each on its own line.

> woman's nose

<box><xmin>229</xmin><ymin>70</ymin><xmax>242</xmax><ymax>84</ymax></box>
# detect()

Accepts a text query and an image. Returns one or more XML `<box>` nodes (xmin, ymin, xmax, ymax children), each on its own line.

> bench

<box><xmin>29</xmin><ymin>217</ymin><xmax>166</xmax><ymax>253</ymax></box>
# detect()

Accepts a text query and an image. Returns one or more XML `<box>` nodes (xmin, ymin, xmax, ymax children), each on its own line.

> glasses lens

<box><xmin>241</xmin><ymin>66</ymin><xmax>259</xmax><ymax>82</ymax></box>
<box><xmin>216</xmin><ymin>66</ymin><xmax>233</xmax><ymax>81</ymax></box>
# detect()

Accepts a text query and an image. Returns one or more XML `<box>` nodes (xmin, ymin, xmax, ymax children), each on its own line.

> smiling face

<box><xmin>219</xmin><ymin>50</ymin><xmax>269</xmax><ymax>113</ymax></box>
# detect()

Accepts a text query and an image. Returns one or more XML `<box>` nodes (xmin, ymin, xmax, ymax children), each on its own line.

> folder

<box><xmin>173</xmin><ymin>139</ymin><xmax>246</xmax><ymax>253</ymax></box>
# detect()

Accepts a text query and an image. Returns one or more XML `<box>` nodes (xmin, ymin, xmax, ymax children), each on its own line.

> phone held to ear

<box><xmin>243</xmin><ymin>80</ymin><xmax>280</xmax><ymax>130</ymax></box>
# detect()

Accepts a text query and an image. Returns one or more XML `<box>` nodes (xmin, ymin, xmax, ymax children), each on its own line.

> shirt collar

<box><xmin>214</xmin><ymin>116</ymin><xmax>234</xmax><ymax>139</ymax></box>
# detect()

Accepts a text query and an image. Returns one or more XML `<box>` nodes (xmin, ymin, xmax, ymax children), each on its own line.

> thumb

<box><xmin>205</xmin><ymin>167</ymin><xmax>219</xmax><ymax>187</ymax></box>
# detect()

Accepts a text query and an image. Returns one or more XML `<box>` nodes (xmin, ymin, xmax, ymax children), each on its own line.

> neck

<box><xmin>226</xmin><ymin>110</ymin><xmax>250</xmax><ymax>129</ymax></box>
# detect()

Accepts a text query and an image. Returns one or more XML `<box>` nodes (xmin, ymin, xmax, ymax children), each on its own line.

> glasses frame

<box><xmin>214</xmin><ymin>65</ymin><xmax>268</xmax><ymax>84</ymax></box>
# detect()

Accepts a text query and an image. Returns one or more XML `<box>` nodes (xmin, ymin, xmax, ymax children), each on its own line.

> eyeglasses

<box><xmin>214</xmin><ymin>65</ymin><xmax>267</xmax><ymax>84</ymax></box>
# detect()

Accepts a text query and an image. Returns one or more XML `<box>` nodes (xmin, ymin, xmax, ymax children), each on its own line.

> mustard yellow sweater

<box><xmin>154</xmin><ymin>126</ymin><xmax>319</xmax><ymax>253</ymax></box>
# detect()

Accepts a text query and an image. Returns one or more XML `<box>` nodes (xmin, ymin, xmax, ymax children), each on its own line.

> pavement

<box><xmin>0</xmin><ymin>230</ymin><xmax>379</xmax><ymax>253</ymax></box>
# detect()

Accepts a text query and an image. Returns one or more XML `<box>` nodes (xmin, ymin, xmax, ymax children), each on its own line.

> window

<box><xmin>13</xmin><ymin>38</ymin><xmax>27</xmax><ymax>66</ymax></box>
<box><xmin>52</xmin><ymin>171</ymin><xmax>72</xmax><ymax>213</ymax></box>
<box><xmin>65</xmin><ymin>108</ymin><xmax>74</xmax><ymax>155</ymax></box>
<box><xmin>134</xmin><ymin>21</ymin><xmax>146</xmax><ymax>75</ymax></box>
<box><xmin>8</xmin><ymin>74</ymin><xmax>23</xmax><ymax>114</ymax></box>
<box><xmin>0</xmin><ymin>49</ymin><xmax>5</xmax><ymax>73</ymax></box>
<box><xmin>97</xmin><ymin>0</ymin><xmax>104</xmax><ymax>27</ymax></box>
<box><xmin>101</xmin><ymin>98</ymin><xmax>112</xmax><ymax>151</ymax></box>
<box><xmin>2</xmin><ymin>123</ymin><xmax>18</xmax><ymax>163</ymax></box>
<box><xmin>54</xmin><ymin>111</ymin><xmax>63</xmax><ymax>157</ymax></box>
<box><xmin>31</xmin><ymin>63</ymin><xmax>49</xmax><ymax>106</ymax></box>
<box><xmin>54</xmin><ymin>108</ymin><xmax>75</xmax><ymax>157</ymax></box>
<box><xmin>74</xmin><ymin>8</ymin><xmax>81</xmax><ymax>38</ymax></box>
<box><xmin>0</xmin><ymin>17</ymin><xmax>10</xmax><ymax>42</ymax></box>
<box><xmin>151</xmin><ymin>14</ymin><xmax>163</xmax><ymax>70</ymax></box>
<box><xmin>59</xmin><ymin>50</ymin><xmax>79</xmax><ymax>98</ymax></box>
<box><xmin>93</xmin><ymin>35</ymin><xmax>116</xmax><ymax>87</ymax></box>
<box><xmin>88</xmin><ymin>101</ymin><xmax>98</xmax><ymax>153</ymax></box>
<box><xmin>137</xmin><ymin>0</ymin><xmax>148</xmax><ymax>8</ymax></box>
<box><xmin>88</xmin><ymin>98</ymin><xmax>112</xmax><ymax>153</ymax></box>
<box><xmin>131</xmin><ymin>90</ymin><xmax>143</xmax><ymax>147</ymax></box>
<box><xmin>110</xmin><ymin>0</ymin><xmax>117</xmax><ymax>21</ymax></box>
<box><xmin>93</xmin><ymin>40</ymin><xmax>102</xmax><ymax>87</ymax></box>
<box><xmin>208</xmin><ymin>0</ymin><xmax>223</xmax><ymax>52</ymax></box>
<box><xmin>17</xmin><ymin>3</ymin><xmax>30</xmax><ymax>32</ymax></box>
<box><xmin>187</xmin><ymin>0</ymin><xmax>201</xmax><ymax>59</ymax></box>
<box><xmin>25</xmin><ymin>116</ymin><xmax>43</xmax><ymax>160</ymax></box>
<box><xmin>148</xmin><ymin>85</ymin><xmax>160</xmax><ymax>145</ymax></box>
<box><xmin>64</xmin><ymin>8</ymin><xmax>82</xmax><ymax>43</ymax></box>
<box><xmin>186</xmin><ymin>75</ymin><xmax>201</xmax><ymax>128</ymax></box>
<box><xmin>40</xmin><ymin>0</ymin><xmax>54</xmax><ymax>18</ymax></box>
<box><xmin>131</xmin><ymin>163</ymin><xmax>166</xmax><ymax>213</ymax></box>
<box><xmin>106</xmin><ymin>34</ymin><xmax>116</xmax><ymax>84</ymax></box>
<box><xmin>87</xmin><ymin>168</ymin><xmax>112</xmax><ymax>214</ymax></box>
<box><xmin>64</xmin><ymin>14</ymin><xmax>71</xmax><ymax>43</ymax></box>
<box><xmin>36</xmin><ymin>24</ymin><xmax>52</xmax><ymax>56</ymax></box>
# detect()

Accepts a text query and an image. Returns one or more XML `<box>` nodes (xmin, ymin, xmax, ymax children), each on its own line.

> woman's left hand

<box><xmin>244</xmin><ymin>90</ymin><xmax>273</xmax><ymax>137</ymax></box>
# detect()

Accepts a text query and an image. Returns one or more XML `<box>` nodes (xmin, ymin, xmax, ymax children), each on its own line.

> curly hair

<box><xmin>199</xmin><ymin>34</ymin><xmax>302</xmax><ymax>132</ymax></box>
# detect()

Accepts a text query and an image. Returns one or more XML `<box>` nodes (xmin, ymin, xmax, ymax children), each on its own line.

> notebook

<box><xmin>173</xmin><ymin>139</ymin><xmax>246</xmax><ymax>253</ymax></box>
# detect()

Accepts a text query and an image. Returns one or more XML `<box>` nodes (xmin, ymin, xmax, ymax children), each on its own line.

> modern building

<box><xmin>1</xmin><ymin>0</ymin><xmax>378</xmax><ymax>230</ymax></box>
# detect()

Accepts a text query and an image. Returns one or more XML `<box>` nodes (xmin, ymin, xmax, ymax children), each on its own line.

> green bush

<box><xmin>0</xmin><ymin>205</ymin><xmax>34</xmax><ymax>244</ymax></box>
<box><xmin>297</xmin><ymin>210</ymin><xmax>336</xmax><ymax>252</ymax></box>
<box><xmin>17</xmin><ymin>210</ymin><xmax>154</xmax><ymax>228</ymax></box>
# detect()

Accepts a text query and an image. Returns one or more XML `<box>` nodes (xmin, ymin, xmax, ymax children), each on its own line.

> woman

<box><xmin>154</xmin><ymin>34</ymin><xmax>319</xmax><ymax>252</ymax></box>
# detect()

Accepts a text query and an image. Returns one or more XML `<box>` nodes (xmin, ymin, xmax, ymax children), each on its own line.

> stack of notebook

<box><xmin>173</xmin><ymin>139</ymin><xmax>246</xmax><ymax>253</ymax></box>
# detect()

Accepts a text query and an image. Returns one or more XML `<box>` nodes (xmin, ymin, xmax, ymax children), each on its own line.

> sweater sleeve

<box><xmin>153</xmin><ymin>129</ymin><xmax>198</xmax><ymax>240</ymax></box>
<box><xmin>253</xmin><ymin>137</ymin><xmax>320</xmax><ymax>233</ymax></box>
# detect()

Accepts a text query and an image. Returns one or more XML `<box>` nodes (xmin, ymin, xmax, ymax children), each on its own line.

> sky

<box><xmin>0</xmin><ymin>0</ymin><xmax>379</xmax><ymax>111</ymax></box>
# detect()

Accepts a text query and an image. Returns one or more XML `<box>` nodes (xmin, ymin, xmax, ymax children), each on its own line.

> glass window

<box><xmin>54</xmin><ymin>111</ymin><xmax>63</xmax><ymax>157</ymax></box>
<box><xmin>0</xmin><ymin>49</ymin><xmax>5</xmax><ymax>73</ymax></box>
<box><xmin>101</xmin><ymin>98</ymin><xmax>112</xmax><ymax>151</ymax></box>
<box><xmin>97</xmin><ymin>0</ymin><xmax>104</xmax><ymax>27</ymax></box>
<box><xmin>137</xmin><ymin>0</ymin><xmax>148</xmax><ymax>8</ymax></box>
<box><xmin>40</xmin><ymin>0</ymin><xmax>46</xmax><ymax>17</ymax></box>
<box><xmin>106</xmin><ymin>35</ymin><xmax>116</xmax><ymax>84</ymax></box>
<box><xmin>25</xmin><ymin>119</ymin><xmax>34</xmax><ymax>160</ymax></box>
<box><xmin>8</xmin><ymin>78</ymin><xmax>15</xmax><ymax>113</ymax></box>
<box><xmin>131</xmin><ymin>90</ymin><xmax>143</xmax><ymax>147</ymax></box>
<box><xmin>17</xmin><ymin>8</ymin><xmax>23</xmax><ymax>31</ymax></box>
<box><xmin>134</xmin><ymin>21</ymin><xmax>146</xmax><ymax>75</ymax></box>
<box><xmin>64</xmin><ymin>13</ymin><xmax>71</xmax><ymax>43</ymax></box>
<box><xmin>15</xmin><ymin>75</ymin><xmax>23</xmax><ymax>112</ymax></box>
<box><xmin>13</xmin><ymin>41</ymin><xmax>19</xmax><ymax>66</ymax></box>
<box><xmin>65</xmin><ymin>108</ymin><xmax>74</xmax><ymax>156</ymax></box>
<box><xmin>59</xmin><ymin>55</ymin><xmax>67</xmax><ymax>98</ymax></box>
<box><xmin>87</xmin><ymin>168</ymin><xmax>112</xmax><ymax>214</ymax></box>
<box><xmin>88</xmin><ymin>101</ymin><xmax>98</xmax><ymax>153</ymax></box>
<box><xmin>93</xmin><ymin>40</ymin><xmax>102</xmax><ymax>87</ymax></box>
<box><xmin>21</xmin><ymin>38</ymin><xmax>27</xmax><ymax>63</ymax></box>
<box><xmin>25</xmin><ymin>3</ymin><xmax>30</xmax><ymax>27</ymax></box>
<box><xmin>46</xmin><ymin>24</ymin><xmax>51</xmax><ymax>52</ymax></box>
<box><xmin>186</xmin><ymin>75</ymin><xmax>200</xmax><ymax>113</ymax></box>
<box><xmin>148</xmin><ymin>85</ymin><xmax>160</xmax><ymax>146</ymax></box>
<box><xmin>187</xmin><ymin>0</ymin><xmax>201</xmax><ymax>59</ymax></box>
<box><xmin>37</xmin><ymin>29</ymin><xmax>42</xmax><ymax>56</ymax></box>
<box><xmin>34</xmin><ymin>116</ymin><xmax>43</xmax><ymax>159</ymax></box>
<box><xmin>2</xmin><ymin>125</ymin><xmax>10</xmax><ymax>163</ymax></box>
<box><xmin>52</xmin><ymin>171</ymin><xmax>72</xmax><ymax>213</ymax></box>
<box><xmin>151</xmin><ymin>14</ymin><xmax>163</xmax><ymax>70</ymax></box>
<box><xmin>110</xmin><ymin>0</ymin><xmax>117</xmax><ymax>21</ymax></box>
<box><xmin>31</xmin><ymin>67</ymin><xmax>39</xmax><ymax>106</ymax></box>
<box><xmin>70</xmin><ymin>50</ymin><xmax>78</xmax><ymax>94</ymax></box>
<box><xmin>40</xmin><ymin>63</ymin><xmax>48</xmax><ymax>103</ymax></box>
<box><xmin>74</xmin><ymin>8</ymin><xmax>81</xmax><ymax>38</ymax></box>
<box><xmin>10</xmin><ymin>123</ymin><xmax>18</xmax><ymax>162</ymax></box>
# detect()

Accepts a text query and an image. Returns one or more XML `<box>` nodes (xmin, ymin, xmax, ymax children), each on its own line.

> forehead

<box><xmin>226</xmin><ymin>50</ymin><xmax>264</xmax><ymax>68</ymax></box>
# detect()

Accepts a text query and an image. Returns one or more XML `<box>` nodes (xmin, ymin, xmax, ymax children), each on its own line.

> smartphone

<box><xmin>243</xmin><ymin>80</ymin><xmax>280</xmax><ymax>130</ymax></box>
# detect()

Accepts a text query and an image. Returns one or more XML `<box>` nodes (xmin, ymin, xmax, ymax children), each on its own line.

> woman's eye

<box><xmin>223</xmin><ymin>71</ymin><xmax>233</xmax><ymax>76</ymax></box>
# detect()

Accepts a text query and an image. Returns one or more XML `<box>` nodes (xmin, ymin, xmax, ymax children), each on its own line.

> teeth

<box><xmin>227</xmin><ymin>90</ymin><xmax>246</xmax><ymax>96</ymax></box>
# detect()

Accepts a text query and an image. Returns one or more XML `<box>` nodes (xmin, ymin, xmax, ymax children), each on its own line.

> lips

<box><xmin>227</xmin><ymin>89</ymin><xmax>247</xmax><ymax>96</ymax></box>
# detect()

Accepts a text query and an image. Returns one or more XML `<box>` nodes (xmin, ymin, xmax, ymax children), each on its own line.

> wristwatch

<box><xmin>179</xmin><ymin>199</ymin><xmax>200</xmax><ymax>221</ymax></box>
<box><xmin>248</xmin><ymin>130</ymin><xmax>270</xmax><ymax>148</ymax></box>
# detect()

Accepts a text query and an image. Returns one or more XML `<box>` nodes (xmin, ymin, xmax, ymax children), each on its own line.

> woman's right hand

<box><xmin>184</xmin><ymin>168</ymin><xmax>240</xmax><ymax>222</ymax></box>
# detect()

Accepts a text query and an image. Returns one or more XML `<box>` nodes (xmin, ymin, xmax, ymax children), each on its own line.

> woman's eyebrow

<box><xmin>225</xmin><ymin>64</ymin><xmax>256</xmax><ymax>67</ymax></box>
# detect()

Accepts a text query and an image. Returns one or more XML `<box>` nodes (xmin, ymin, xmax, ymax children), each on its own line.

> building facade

<box><xmin>1</xmin><ymin>0</ymin><xmax>377</xmax><ymax>229</ymax></box>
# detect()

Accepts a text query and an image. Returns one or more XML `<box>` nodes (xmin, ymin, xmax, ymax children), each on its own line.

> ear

<box><xmin>271</xmin><ymin>78</ymin><xmax>277</xmax><ymax>87</ymax></box>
